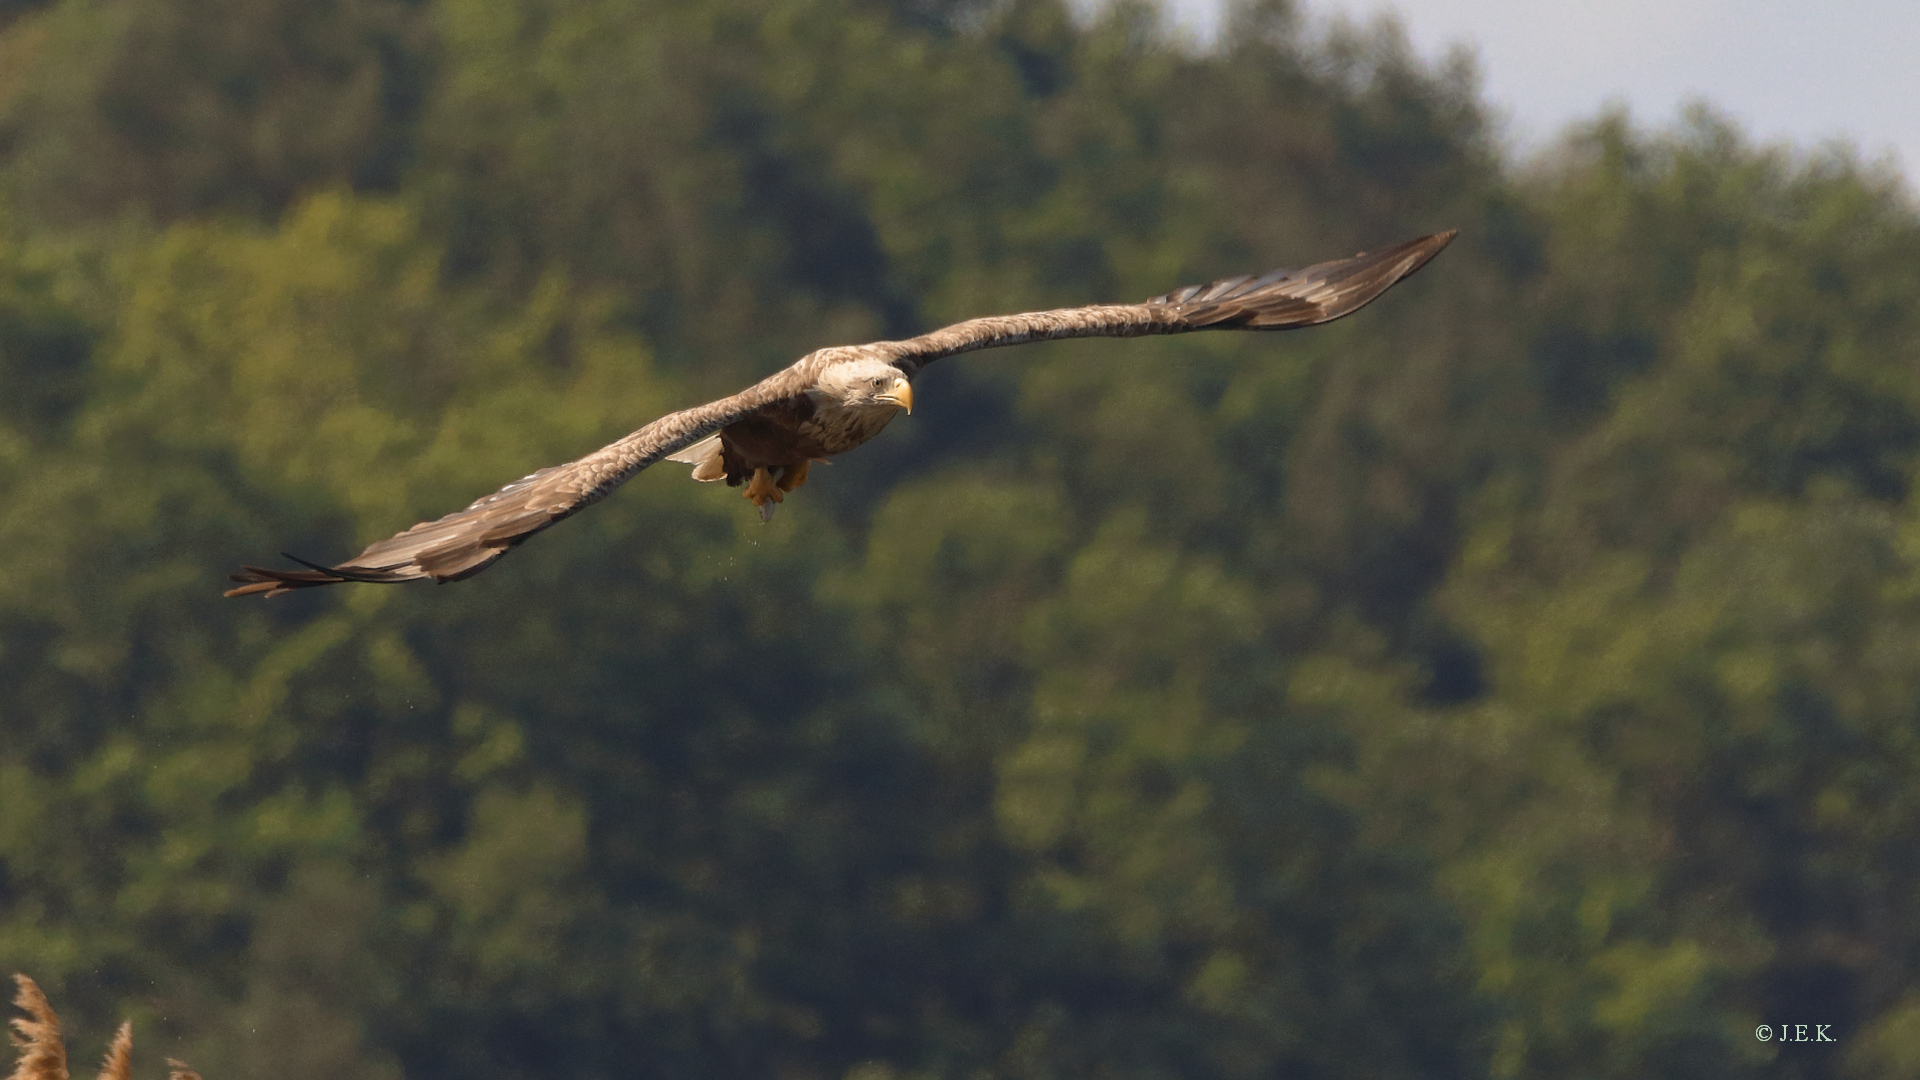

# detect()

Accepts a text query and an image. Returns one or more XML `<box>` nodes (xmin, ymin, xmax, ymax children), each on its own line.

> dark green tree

<box><xmin>4</xmin><ymin>2</ymin><xmax>1917</xmax><ymax>1079</ymax></box>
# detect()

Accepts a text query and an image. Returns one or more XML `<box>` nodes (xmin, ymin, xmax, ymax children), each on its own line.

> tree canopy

<box><xmin>1</xmin><ymin>1</ymin><xmax>1915</xmax><ymax>1078</ymax></box>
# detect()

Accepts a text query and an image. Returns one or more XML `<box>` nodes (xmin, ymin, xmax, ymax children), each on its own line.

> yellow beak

<box><xmin>878</xmin><ymin>376</ymin><xmax>914</xmax><ymax>414</ymax></box>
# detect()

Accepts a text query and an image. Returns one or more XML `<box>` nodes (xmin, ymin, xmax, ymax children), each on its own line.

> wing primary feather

<box><xmin>1196</xmin><ymin>275</ymin><xmax>1257</xmax><ymax>302</ymax></box>
<box><xmin>281</xmin><ymin>552</ymin><xmax>349</xmax><ymax>576</ymax></box>
<box><xmin>280</xmin><ymin>552</ymin><xmax>405</xmax><ymax>583</ymax></box>
<box><xmin>1244</xmin><ymin>265</ymin><xmax>1300</xmax><ymax>291</ymax></box>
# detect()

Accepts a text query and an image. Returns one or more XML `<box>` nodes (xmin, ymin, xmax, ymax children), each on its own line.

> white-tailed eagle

<box><xmin>227</xmin><ymin>231</ymin><xmax>1454</xmax><ymax>597</ymax></box>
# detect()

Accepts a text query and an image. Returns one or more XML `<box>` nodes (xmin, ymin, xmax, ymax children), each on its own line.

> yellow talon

<box><xmin>777</xmin><ymin>461</ymin><xmax>810</xmax><ymax>492</ymax></box>
<box><xmin>743</xmin><ymin>467</ymin><xmax>783</xmax><ymax>503</ymax></box>
<box><xmin>744</xmin><ymin>467</ymin><xmax>785</xmax><ymax>521</ymax></box>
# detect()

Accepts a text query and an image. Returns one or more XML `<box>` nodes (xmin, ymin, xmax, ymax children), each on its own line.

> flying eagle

<box><xmin>226</xmin><ymin>231</ymin><xmax>1454</xmax><ymax>598</ymax></box>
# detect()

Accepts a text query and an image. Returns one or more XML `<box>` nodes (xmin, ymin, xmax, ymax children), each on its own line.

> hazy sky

<box><xmin>1159</xmin><ymin>0</ymin><xmax>1919</xmax><ymax>182</ymax></box>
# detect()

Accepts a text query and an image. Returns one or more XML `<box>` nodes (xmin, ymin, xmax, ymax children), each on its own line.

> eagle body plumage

<box><xmin>674</xmin><ymin>352</ymin><xmax>909</xmax><ymax>480</ymax></box>
<box><xmin>227</xmin><ymin>231</ymin><xmax>1456</xmax><ymax>597</ymax></box>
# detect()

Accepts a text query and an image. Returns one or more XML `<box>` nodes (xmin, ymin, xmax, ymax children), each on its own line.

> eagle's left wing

<box><xmin>882</xmin><ymin>231</ymin><xmax>1454</xmax><ymax>375</ymax></box>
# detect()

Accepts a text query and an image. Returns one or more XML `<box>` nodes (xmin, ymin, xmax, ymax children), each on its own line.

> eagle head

<box><xmin>812</xmin><ymin>358</ymin><xmax>914</xmax><ymax>414</ymax></box>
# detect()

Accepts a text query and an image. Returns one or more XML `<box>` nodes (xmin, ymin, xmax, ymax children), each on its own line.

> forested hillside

<box><xmin>1</xmin><ymin>0</ymin><xmax>1916</xmax><ymax>1077</ymax></box>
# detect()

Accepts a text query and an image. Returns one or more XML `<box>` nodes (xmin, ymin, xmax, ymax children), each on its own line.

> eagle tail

<box><xmin>667</xmin><ymin>434</ymin><xmax>727</xmax><ymax>481</ymax></box>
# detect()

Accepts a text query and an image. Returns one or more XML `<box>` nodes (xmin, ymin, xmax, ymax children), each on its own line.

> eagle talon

<box><xmin>744</xmin><ymin>467</ymin><xmax>784</xmax><ymax>520</ymax></box>
<box><xmin>776</xmin><ymin>461</ymin><xmax>811</xmax><ymax>492</ymax></box>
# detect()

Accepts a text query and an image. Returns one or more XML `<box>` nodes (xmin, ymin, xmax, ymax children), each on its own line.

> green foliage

<box><xmin>0</xmin><ymin>3</ymin><xmax>1916</xmax><ymax>1080</ymax></box>
<box><xmin>1323</xmin><ymin>115</ymin><xmax>1920</xmax><ymax>1079</ymax></box>
<box><xmin>0</xmin><ymin>0</ymin><xmax>426</xmax><ymax>224</ymax></box>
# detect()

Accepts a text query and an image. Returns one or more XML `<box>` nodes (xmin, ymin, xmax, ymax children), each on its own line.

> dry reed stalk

<box><xmin>93</xmin><ymin>1024</ymin><xmax>131</xmax><ymax>1080</ymax></box>
<box><xmin>6</xmin><ymin>977</ymin><xmax>201</xmax><ymax>1080</ymax></box>
<box><xmin>7</xmin><ymin>975</ymin><xmax>67</xmax><ymax>1080</ymax></box>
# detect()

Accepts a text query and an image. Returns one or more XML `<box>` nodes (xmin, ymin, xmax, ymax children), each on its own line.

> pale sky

<box><xmin>1158</xmin><ymin>0</ymin><xmax>1920</xmax><ymax>183</ymax></box>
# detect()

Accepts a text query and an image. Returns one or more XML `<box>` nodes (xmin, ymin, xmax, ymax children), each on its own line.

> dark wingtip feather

<box><xmin>224</xmin><ymin>565</ymin><xmax>339</xmax><ymax>598</ymax></box>
<box><xmin>279</xmin><ymin>552</ymin><xmax>393</xmax><ymax>583</ymax></box>
<box><xmin>1154</xmin><ymin>229</ymin><xmax>1457</xmax><ymax>331</ymax></box>
<box><xmin>223</xmin><ymin>551</ymin><xmax>432</xmax><ymax>597</ymax></box>
<box><xmin>223</xmin><ymin>554</ymin><xmax>366</xmax><ymax>598</ymax></box>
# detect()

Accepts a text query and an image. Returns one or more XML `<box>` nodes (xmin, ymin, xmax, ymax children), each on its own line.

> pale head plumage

<box><xmin>808</xmin><ymin>356</ymin><xmax>914</xmax><ymax>413</ymax></box>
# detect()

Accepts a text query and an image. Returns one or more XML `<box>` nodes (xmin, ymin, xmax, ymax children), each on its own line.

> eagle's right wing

<box><xmin>225</xmin><ymin>362</ymin><xmax>821</xmax><ymax>597</ymax></box>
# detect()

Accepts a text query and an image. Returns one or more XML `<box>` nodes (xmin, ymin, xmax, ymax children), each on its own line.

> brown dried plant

<box><xmin>6</xmin><ymin>975</ymin><xmax>65</xmax><ymax>1080</ymax></box>
<box><xmin>7</xmin><ymin>976</ymin><xmax>199</xmax><ymax>1080</ymax></box>
<box><xmin>95</xmin><ymin>1025</ymin><xmax>131</xmax><ymax>1080</ymax></box>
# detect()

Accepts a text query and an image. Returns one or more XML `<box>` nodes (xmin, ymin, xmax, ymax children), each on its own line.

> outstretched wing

<box><xmin>225</xmin><ymin>364</ymin><xmax>820</xmax><ymax>597</ymax></box>
<box><xmin>228</xmin><ymin>231</ymin><xmax>1454</xmax><ymax>597</ymax></box>
<box><xmin>882</xmin><ymin>231</ymin><xmax>1454</xmax><ymax>375</ymax></box>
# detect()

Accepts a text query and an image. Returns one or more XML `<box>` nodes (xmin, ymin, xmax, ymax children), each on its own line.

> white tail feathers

<box><xmin>666</xmin><ymin>435</ymin><xmax>727</xmax><ymax>482</ymax></box>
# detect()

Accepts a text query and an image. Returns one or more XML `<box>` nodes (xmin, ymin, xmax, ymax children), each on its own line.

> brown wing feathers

<box><xmin>1147</xmin><ymin>231</ymin><xmax>1454</xmax><ymax>329</ymax></box>
<box><xmin>224</xmin><ymin>470</ymin><xmax>573</xmax><ymax>597</ymax></box>
<box><xmin>886</xmin><ymin>231</ymin><xmax>1454</xmax><ymax>372</ymax></box>
<box><xmin>225</xmin><ymin>371</ymin><xmax>818</xmax><ymax>597</ymax></box>
<box><xmin>226</xmin><ymin>231</ymin><xmax>1453</xmax><ymax>596</ymax></box>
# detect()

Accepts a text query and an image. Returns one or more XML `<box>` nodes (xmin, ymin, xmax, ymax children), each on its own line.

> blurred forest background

<box><xmin>1</xmin><ymin>0</ymin><xmax>1917</xmax><ymax>1077</ymax></box>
